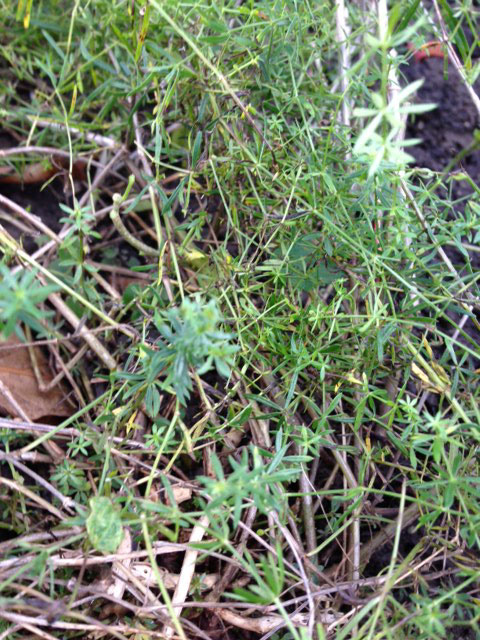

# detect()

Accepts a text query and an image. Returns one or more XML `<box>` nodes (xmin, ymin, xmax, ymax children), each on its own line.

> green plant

<box><xmin>86</xmin><ymin>496</ymin><xmax>124</xmax><ymax>553</ymax></box>
<box><xmin>144</xmin><ymin>418</ymin><xmax>178</xmax><ymax>450</ymax></box>
<box><xmin>200</xmin><ymin>439</ymin><xmax>306</xmax><ymax>526</ymax></box>
<box><xmin>230</xmin><ymin>545</ymin><xmax>286</xmax><ymax>605</ymax></box>
<box><xmin>1</xmin><ymin>0</ymin><xmax>479</xmax><ymax>638</ymax></box>
<box><xmin>50</xmin><ymin>459</ymin><xmax>90</xmax><ymax>500</ymax></box>
<box><xmin>57</xmin><ymin>200</ymin><xmax>101</xmax><ymax>283</ymax></box>
<box><xmin>66</xmin><ymin>431</ymin><xmax>93</xmax><ymax>458</ymax></box>
<box><xmin>119</xmin><ymin>295</ymin><xmax>238</xmax><ymax>411</ymax></box>
<box><xmin>0</xmin><ymin>264</ymin><xmax>57</xmax><ymax>338</ymax></box>
<box><xmin>353</xmin><ymin>78</ymin><xmax>436</xmax><ymax>175</ymax></box>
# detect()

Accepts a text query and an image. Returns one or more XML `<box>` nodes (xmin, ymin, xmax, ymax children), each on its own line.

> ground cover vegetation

<box><xmin>0</xmin><ymin>0</ymin><xmax>479</xmax><ymax>638</ymax></box>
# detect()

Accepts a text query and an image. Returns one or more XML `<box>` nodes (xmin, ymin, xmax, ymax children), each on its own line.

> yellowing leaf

<box><xmin>422</xmin><ymin>335</ymin><xmax>434</xmax><ymax>359</ymax></box>
<box><xmin>431</xmin><ymin>361</ymin><xmax>450</xmax><ymax>386</ymax></box>
<box><xmin>411</xmin><ymin>362</ymin><xmax>430</xmax><ymax>386</ymax></box>
<box><xmin>411</xmin><ymin>362</ymin><xmax>449</xmax><ymax>394</ymax></box>
<box><xmin>182</xmin><ymin>247</ymin><xmax>208</xmax><ymax>269</ymax></box>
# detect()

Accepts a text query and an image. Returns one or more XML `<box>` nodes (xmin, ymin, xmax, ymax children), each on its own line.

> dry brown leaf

<box><xmin>0</xmin><ymin>156</ymin><xmax>87</xmax><ymax>185</ymax></box>
<box><xmin>0</xmin><ymin>334</ymin><xmax>72</xmax><ymax>420</ymax></box>
<box><xmin>130</xmin><ymin>563</ymin><xmax>250</xmax><ymax>591</ymax></box>
<box><xmin>146</xmin><ymin>483</ymin><xmax>191</xmax><ymax>505</ymax></box>
<box><xmin>169</xmin><ymin>485</ymin><xmax>192</xmax><ymax>505</ymax></box>
<box><xmin>214</xmin><ymin>608</ymin><xmax>338</xmax><ymax>633</ymax></box>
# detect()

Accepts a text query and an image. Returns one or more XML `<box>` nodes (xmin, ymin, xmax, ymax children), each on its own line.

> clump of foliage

<box><xmin>0</xmin><ymin>0</ymin><xmax>479</xmax><ymax>639</ymax></box>
<box><xmin>0</xmin><ymin>265</ymin><xmax>56</xmax><ymax>338</ymax></box>
<box><xmin>120</xmin><ymin>296</ymin><xmax>238</xmax><ymax>411</ymax></box>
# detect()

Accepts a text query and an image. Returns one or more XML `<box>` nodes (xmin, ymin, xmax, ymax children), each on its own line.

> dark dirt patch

<box><xmin>403</xmin><ymin>54</ymin><xmax>480</xmax><ymax>205</ymax></box>
<box><xmin>0</xmin><ymin>181</ymin><xmax>66</xmax><ymax>250</ymax></box>
<box><xmin>400</xmin><ymin>52</ymin><xmax>480</xmax><ymax>640</ymax></box>
<box><xmin>0</xmin><ymin>132</ymin><xmax>68</xmax><ymax>241</ymax></box>
<box><xmin>403</xmin><ymin>52</ymin><xmax>480</xmax><ymax>364</ymax></box>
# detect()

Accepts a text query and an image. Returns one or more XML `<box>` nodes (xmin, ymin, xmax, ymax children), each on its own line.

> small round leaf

<box><xmin>86</xmin><ymin>497</ymin><xmax>123</xmax><ymax>553</ymax></box>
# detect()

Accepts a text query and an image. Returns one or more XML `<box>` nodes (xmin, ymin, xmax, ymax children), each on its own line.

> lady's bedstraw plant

<box><xmin>200</xmin><ymin>433</ymin><xmax>307</xmax><ymax>527</ymax></box>
<box><xmin>120</xmin><ymin>296</ymin><xmax>238</xmax><ymax>413</ymax></box>
<box><xmin>0</xmin><ymin>264</ymin><xmax>57</xmax><ymax>338</ymax></box>
<box><xmin>58</xmin><ymin>200</ymin><xmax>101</xmax><ymax>284</ymax></box>
<box><xmin>352</xmin><ymin>13</ymin><xmax>435</xmax><ymax>175</ymax></box>
<box><xmin>353</xmin><ymin>79</ymin><xmax>435</xmax><ymax>176</ymax></box>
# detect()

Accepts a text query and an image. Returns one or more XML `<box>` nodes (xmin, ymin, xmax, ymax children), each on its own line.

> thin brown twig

<box><xmin>0</xmin><ymin>542</ymin><xmax>242</xmax><ymax>573</ymax></box>
<box><xmin>0</xmin><ymin>322</ymin><xmax>140</xmax><ymax>350</ymax></box>
<box><xmin>0</xmin><ymin>146</ymin><xmax>104</xmax><ymax>163</ymax></box>
<box><xmin>214</xmin><ymin>607</ymin><xmax>337</xmax><ymax>634</ymax></box>
<box><xmin>26</xmin><ymin>117</ymin><xmax>121</xmax><ymax>149</ymax></box>
<box><xmin>0</xmin><ymin>380</ymin><xmax>31</xmax><ymax>423</ymax></box>
<box><xmin>0</xmin><ymin>379</ymin><xmax>64</xmax><ymax>459</ymax></box>
<box><xmin>0</xmin><ymin>194</ymin><xmax>62</xmax><ymax>244</ymax></box>
<box><xmin>0</xmin><ymin>452</ymin><xmax>76</xmax><ymax>512</ymax></box>
<box><xmin>0</xmin><ymin>625</ymin><xmax>20</xmax><ymax>640</ymax></box>
<box><xmin>0</xmin><ymin>476</ymin><xmax>66</xmax><ymax>521</ymax></box>
<box><xmin>85</xmin><ymin>260</ymin><xmax>153</xmax><ymax>280</ymax></box>
<box><xmin>163</xmin><ymin>514</ymin><xmax>210</xmax><ymax>639</ymax></box>
<box><xmin>16</xmin><ymin>623</ymin><xmax>59</xmax><ymax>640</ymax></box>
<box><xmin>47</xmin><ymin>290</ymin><xmax>117</xmax><ymax>370</ymax></box>
<box><xmin>0</xmin><ymin>418</ymin><xmax>184</xmax><ymax>456</ymax></box>
<box><xmin>49</xmin><ymin>342</ymin><xmax>86</xmax><ymax>408</ymax></box>
<box><xmin>25</xmin><ymin>324</ymin><xmax>88</xmax><ymax>392</ymax></box>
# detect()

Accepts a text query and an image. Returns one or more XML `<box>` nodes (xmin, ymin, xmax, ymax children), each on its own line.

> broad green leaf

<box><xmin>86</xmin><ymin>497</ymin><xmax>123</xmax><ymax>554</ymax></box>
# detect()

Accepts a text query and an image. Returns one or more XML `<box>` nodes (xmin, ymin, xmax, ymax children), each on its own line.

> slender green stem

<box><xmin>141</xmin><ymin>514</ymin><xmax>187</xmax><ymax>640</ymax></box>
<box><xmin>110</xmin><ymin>193</ymin><xmax>160</xmax><ymax>257</ymax></box>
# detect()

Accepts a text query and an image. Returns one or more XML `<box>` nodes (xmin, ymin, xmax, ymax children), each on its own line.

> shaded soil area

<box><xmin>403</xmin><ymin>49</ymin><xmax>480</xmax><ymax>369</ymax></box>
<box><xmin>400</xmin><ymin>51</ymin><xmax>480</xmax><ymax>640</ymax></box>
<box><xmin>403</xmin><ymin>52</ymin><xmax>480</xmax><ymax>206</ymax></box>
